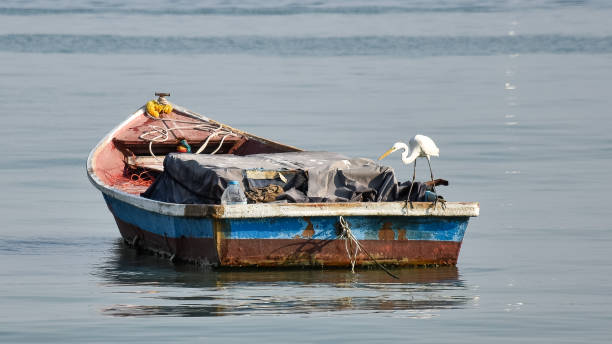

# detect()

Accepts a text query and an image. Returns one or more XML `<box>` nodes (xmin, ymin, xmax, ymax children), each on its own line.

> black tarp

<box><xmin>141</xmin><ymin>152</ymin><xmax>429</xmax><ymax>204</ymax></box>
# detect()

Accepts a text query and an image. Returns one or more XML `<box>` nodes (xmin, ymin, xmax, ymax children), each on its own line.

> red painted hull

<box><xmin>220</xmin><ymin>239</ymin><xmax>461</xmax><ymax>267</ymax></box>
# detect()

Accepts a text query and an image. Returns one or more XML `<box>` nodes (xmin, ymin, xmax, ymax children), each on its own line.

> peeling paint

<box><xmin>398</xmin><ymin>228</ymin><xmax>407</xmax><ymax>241</ymax></box>
<box><xmin>378</xmin><ymin>222</ymin><xmax>395</xmax><ymax>240</ymax></box>
<box><xmin>302</xmin><ymin>217</ymin><xmax>315</xmax><ymax>238</ymax></box>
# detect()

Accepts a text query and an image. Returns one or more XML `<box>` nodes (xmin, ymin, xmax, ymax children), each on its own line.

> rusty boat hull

<box><xmin>87</xmin><ymin>102</ymin><xmax>479</xmax><ymax>268</ymax></box>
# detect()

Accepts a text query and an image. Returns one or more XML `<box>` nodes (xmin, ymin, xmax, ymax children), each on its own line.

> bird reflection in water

<box><xmin>95</xmin><ymin>240</ymin><xmax>474</xmax><ymax>317</ymax></box>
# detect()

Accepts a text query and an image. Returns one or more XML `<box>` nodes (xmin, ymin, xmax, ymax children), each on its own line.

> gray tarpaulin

<box><xmin>141</xmin><ymin>151</ymin><xmax>428</xmax><ymax>204</ymax></box>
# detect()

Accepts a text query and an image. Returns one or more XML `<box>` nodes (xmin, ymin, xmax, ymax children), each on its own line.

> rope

<box><xmin>194</xmin><ymin>126</ymin><xmax>220</xmax><ymax>154</ymax></box>
<box><xmin>129</xmin><ymin>170</ymin><xmax>155</xmax><ymax>187</ymax></box>
<box><xmin>149</xmin><ymin>141</ymin><xmax>161</xmax><ymax>162</ymax></box>
<box><xmin>338</xmin><ymin>216</ymin><xmax>360</xmax><ymax>273</ymax></box>
<box><xmin>103</xmin><ymin>169</ymin><xmax>154</xmax><ymax>188</ymax></box>
<box><xmin>138</xmin><ymin>114</ymin><xmax>238</xmax><ymax>158</ymax></box>
<box><xmin>338</xmin><ymin>216</ymin><xmax>399</xmax><ymax>279</ymax></box>
<box><xmin>210</xmin><ymin>133</ymin><xmax>232</xmax><ymax>155</ymax></box>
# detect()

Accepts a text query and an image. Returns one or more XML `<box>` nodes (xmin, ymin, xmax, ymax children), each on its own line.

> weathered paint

<box><xmin>217</xmin><ymin>216</ymin><xmax>467</xmax><ymax>241</ymax></box>
<box><xmin>104</xmin><ymin>193</ymin><xmax>470</xmax><ymax>267</ymax></box>
<box><xmin>217</xmin><ymin>239</ymin><xmax>462</xmax><ymax>267</ymax></box>
<box><xmin>104</xmin><ymin>194</ymin><xmax>214</xmax><ymax>239</ymax></box>
<box><xmin>112</xmin><ymin>215</ymin><xmax>218</xmax><ymax>265</ymax></box>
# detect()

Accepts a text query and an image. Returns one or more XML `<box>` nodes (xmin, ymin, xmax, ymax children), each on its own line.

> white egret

<box><xmin>378</xmin><ymin>135</ymin><xmax>440</xmax><ymax>207</ymax></box>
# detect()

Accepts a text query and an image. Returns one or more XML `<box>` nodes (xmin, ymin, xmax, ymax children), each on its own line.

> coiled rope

<box><xmin>338</xmin><ymin>216</ymin><xmax>399</xmax><ymax>279</ymax></box>
<box><xmin>138</xmin><ymin>115</ymin><xmax>238</xmax><ymax>161</ymax></box>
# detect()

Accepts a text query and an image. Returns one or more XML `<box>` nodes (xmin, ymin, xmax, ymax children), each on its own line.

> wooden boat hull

<box><xmin>101</xmin><ymin>192</ymin><xmax>475</xmax><ymax>267</ymax></box>
<box><xmin>87</xmin><ymin>102</ymin><xmax>479</xmax><ymax>268</ymax></box>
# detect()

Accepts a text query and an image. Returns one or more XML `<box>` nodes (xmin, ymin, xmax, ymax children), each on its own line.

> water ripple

<box><xmin>2</xmin><ymin>34</ymin><xmax>612</xmax><ymax>56</ymax></box>
<box><xmin>0</xmin><ymin>0</ymin><xmax>608</xmax><ymax>16</ymax></box>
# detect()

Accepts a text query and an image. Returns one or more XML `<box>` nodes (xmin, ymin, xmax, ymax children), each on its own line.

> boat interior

<box><xmin>92</xmin><ymin>106</ymin><xmax>300</xmax><ymax>195</ymax></box>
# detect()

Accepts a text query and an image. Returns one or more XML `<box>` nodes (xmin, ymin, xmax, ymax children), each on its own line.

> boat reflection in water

<box><xmin>95</xmin><ymin>240</ymin><xmax>475</xmax><ymax>317</ymax></box>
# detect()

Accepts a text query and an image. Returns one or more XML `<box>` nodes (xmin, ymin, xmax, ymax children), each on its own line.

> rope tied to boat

<box><xmin>338</xmin><ymin>216</ymin><xmax>359</xmax><ymax>273</ymax></box>
<box><xmin>138</xmin><ymin>115</ymin><xmax>238</xmax><ymax>161</ymax></box>
<box><xmin>337</xmin><ymin>216</ymin><xmax>399</xmax><ymax>279</ymax></box>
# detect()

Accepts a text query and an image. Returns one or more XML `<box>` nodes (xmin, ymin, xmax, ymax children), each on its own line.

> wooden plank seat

<box><xmin>114</xmin><ymin>136</ymin><xmax>245</xmax><ymax>155</ymax></box>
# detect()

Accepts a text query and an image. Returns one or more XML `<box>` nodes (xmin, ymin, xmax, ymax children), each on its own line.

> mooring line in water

<box><xmin>338</xmin><ymin>216</ymin><xmax>399</xmax><ymax>279</ymax></box>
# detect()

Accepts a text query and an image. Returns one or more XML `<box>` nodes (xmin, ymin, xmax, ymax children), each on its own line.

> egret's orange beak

<box><xmin>378</xmin><ymin>148</ymin><xmax>395</xmax><ymax>160</ymax></box>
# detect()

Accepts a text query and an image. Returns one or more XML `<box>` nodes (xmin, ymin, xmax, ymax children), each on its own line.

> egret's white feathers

<box><xmin>381</xmin><ymin>135</ymin><xmax>439</xmax><ymax>165</ymax></box>
<box><xmin>413</xmin><ymin>135</ymin><xmax>439</xmax><ymax>157</ymax></box>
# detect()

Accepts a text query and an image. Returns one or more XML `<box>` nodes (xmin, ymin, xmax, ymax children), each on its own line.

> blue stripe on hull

<box><xmin>104</xmin><ymin>195</ymin><xmax>468</xmax><ymax>242</ymax></box>
<box><xmin>228</xmin><ymin>217</ymin><xmax>467</xmax><ymax>241</ymax></box>
<box><xmin>104</xmin><ymin>194</ymin><xmax>214</xmax><ymax>239</ymax></box>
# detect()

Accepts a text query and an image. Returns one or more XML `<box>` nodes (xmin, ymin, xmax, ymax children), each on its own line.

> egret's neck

<box><xmin>401</xmin><ymin>144</ymin><xmax>419</xmax><ymax>165</ymax></box>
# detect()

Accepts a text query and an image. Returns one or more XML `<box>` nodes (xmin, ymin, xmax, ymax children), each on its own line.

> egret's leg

<box><xmin>426</xmin><ymin>157</ymin><xmax>437</xmax><ymax>207</ymax></box>
<box><xmin>406</xmin><ymin>160</ymin><xmax>417</xmax><ymax>209</ymax></box>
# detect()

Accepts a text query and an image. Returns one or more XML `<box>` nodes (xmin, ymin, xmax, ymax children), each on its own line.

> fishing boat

<box><xmin>87</xmin><ymin>93</ymin><xmax>479</xmax><ymax>268</ymax></box>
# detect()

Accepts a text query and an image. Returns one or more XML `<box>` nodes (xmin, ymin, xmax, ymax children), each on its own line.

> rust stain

<box><xmin>378</xmin><ymin>222</ymin><xmax>395</xmax><ymax>240</ymax></box>
<box><xmin>112</xmin><ymin>208</ymin><xmax>463</xmax><ymax>267</ymax></box>
<box><xmin>397</xmin><ymin>229</ymin><xmax>407</xmax><ymax>241</ymax></box>
<box><xmin>302</xmin><ymin>217</ymin><xmax>315</xmax><ymax>238</ymax></box>
<box><xmin>212</xmin><ymin>219</ymin><xmax>230</xmax><ymax>264</ymax></box>
<box><xmin>184</xmin><ymin>204</ymin><xmax>222</xmax><ymax>218</ymax></box>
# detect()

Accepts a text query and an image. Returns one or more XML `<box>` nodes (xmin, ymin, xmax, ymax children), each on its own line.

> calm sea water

<box><xmin>1</xmin><ymin>0</ymin><xmax>612</xmax><ymax>342</ymax></box>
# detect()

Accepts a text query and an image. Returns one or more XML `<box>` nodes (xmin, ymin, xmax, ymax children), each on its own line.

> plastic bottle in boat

<box><xmin>221</xmin><ymin>181</ymin><xmax>247</xmax><ymax>205</ymax></box>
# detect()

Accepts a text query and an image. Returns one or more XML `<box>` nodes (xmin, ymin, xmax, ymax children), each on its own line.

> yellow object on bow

<box><xmin>146</xmin><ymin>100</ymin><xmax>173</xmax><ymax>118</ymax></box>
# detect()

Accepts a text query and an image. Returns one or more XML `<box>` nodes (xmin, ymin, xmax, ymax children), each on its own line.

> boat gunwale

<box><xmin>88</xmin><ymin>172</ymin><xmax>479</xmax><ymax>219</ymax></box>
<box><xmin>87</xmin><ymin>104</ymin><xmax>480</xmax><ymax>220</ymax></box>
